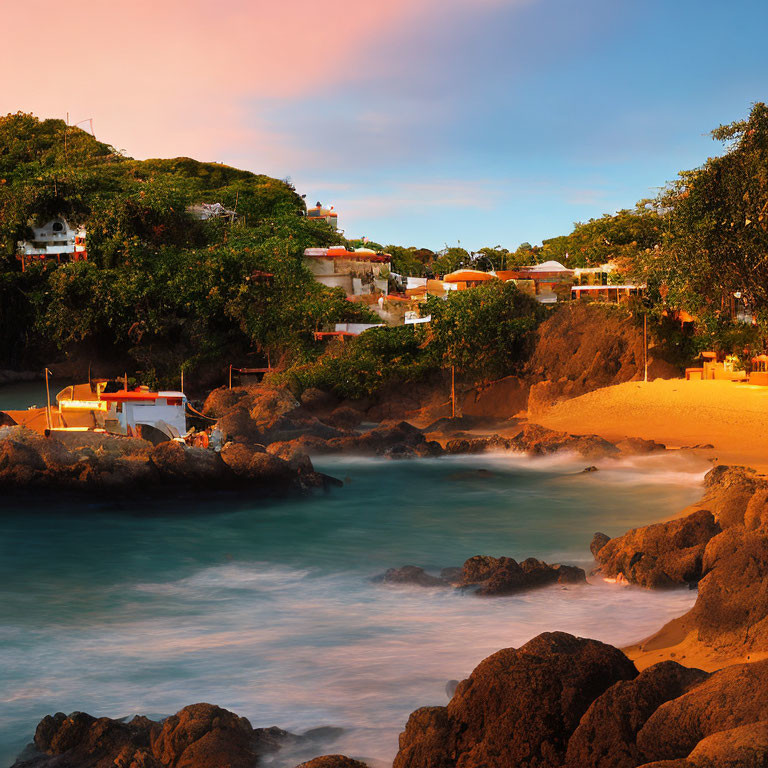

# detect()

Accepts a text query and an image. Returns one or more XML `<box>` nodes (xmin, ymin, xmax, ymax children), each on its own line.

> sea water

<box><xmin>0</xmin><ymin>386</ymin><xmax>706</xmax><ymax>767</ymax></box>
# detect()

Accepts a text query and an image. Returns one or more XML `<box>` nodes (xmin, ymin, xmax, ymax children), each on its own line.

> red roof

<box><xmin>100</xmin><ymin>390</ymin><xmax>160</xmax><ymax>402</ymax></box>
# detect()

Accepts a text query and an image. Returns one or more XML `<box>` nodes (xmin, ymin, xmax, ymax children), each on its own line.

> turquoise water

<box><xmin>0</xmin><ymin>385</ymin><xmax>707</xmax><ymax>767</ymax></box>
<box><xmin>0</xmin><ymin>379</ymin><xmax>70</xmax><ymax>411</ymax></box>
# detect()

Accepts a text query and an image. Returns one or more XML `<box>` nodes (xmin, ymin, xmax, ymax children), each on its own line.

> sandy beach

<box><xmin>533</xmin><ymin>378</ymin><xmax>768</xmax><ymax>671</ymax></box>
<box><xmin>536</xmin><ymin>378</ymin><xmax>768</xmax><ymax>473</ymax></box>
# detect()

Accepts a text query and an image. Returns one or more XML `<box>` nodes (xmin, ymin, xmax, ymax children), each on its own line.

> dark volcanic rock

<box><xmin>322</xmin><ymin>406</ymin><xmax>364</xmax><ymax>431</ymax></box>
<box><xmin>616</xmin><ymin>437</ymin><xmax>666</xmax><ymax>455</ymax></box>
<box><xmin>565</xmin><ymin>661</ymin><xmax>709</xmax><ymax>768</ymax></box>
<box><xmin>393</xmin><ymin>632</ymin><xmax>637</xmax><ymax>768</ymax></box>
<box><xmin>151</xmin><ymin>703</ymin><xmax>267</xmax><ymax>768</ymax></box>
<box><xmin>0</xmin><ymin>426</ymin><xmax>334</xmax><ymax>496</ymax></box>
<box><xmin>444</xmin><ymin>435</ymin><xmax>515</xmax><ymax>454</ymax></box>
<box><xmin>637</xmin><ymin>721</ymin><xmax>768</xmax><ymax>768</ymax></box>
<box><xmin>204</xmin><ymin>385</ymin><xmax>346</xmax><ymax>445</ymax></box>
<box><xmin>594</xmin><ymin>509</ymin><xmax>721</xmax><ymax>588</ymax></box>
<box><xmin>636</xmin><ymin>659</ymin><xmax>768</xmax><ymax>763</ymax></box>
<box><xmin>270</xmin><ymin>421</ymin><xmax>442</xmax><ymax>459</ymax></box>
<box><xmin>510</xmin><ymin>423</ymin><xmax>620</xmax><ymax>459</ymax></box>
<box><xmin>461</xmin><ymin>555</ymin><xmax>586</xmax><ymax>596</ymax></box>
<box><xmin>15</xmin><ymin>704</ymin><xmax>345</xmax><ymax>768</ymax></box>
<box><xmin>590</xmin><ymin>532</ymin><xmax>611</xmax><ymax>558</ymax></box>
<box><xmin>299</xmin><ymin>388</ymin><xmax>339</xmax><ymax>411</ymax></box>
<box><xmin>444</xmin><ymin>424</ymin><xmax>625</xmax><ymax>460</ymax></box>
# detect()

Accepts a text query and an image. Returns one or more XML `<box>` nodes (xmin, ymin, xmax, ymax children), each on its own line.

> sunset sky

<box><xmin>2</xmin><ymin>0</ymin><xmax>767</xmax><ymax>249</ymax></box>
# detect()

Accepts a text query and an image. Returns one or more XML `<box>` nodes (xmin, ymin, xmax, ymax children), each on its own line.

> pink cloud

<box><xmin>0</xmin><ymin>0</ymin><xmax>530</xmax><ymax>166</ymax></box>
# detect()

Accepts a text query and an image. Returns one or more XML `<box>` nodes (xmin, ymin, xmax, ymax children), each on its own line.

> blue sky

<box><xmin>4</xmin><ymin>0</ymin><xmax>766</xmax><ymax>251</ymax></box>
<box><xmin>251</xmin><ymin>0</ymin><xmax>768</xmax><ymax>249</ymax></box>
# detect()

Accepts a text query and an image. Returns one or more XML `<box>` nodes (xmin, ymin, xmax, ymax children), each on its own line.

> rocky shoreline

<box><xmin>11</xmin><ymin>462</ymin><xmax>768</xmax><ymax>768</ymax></box>
<box><xmin>0</xmin><ymin>382</ymin><xmax>675</xmax><ymax>498</ymax></box>
<box><xmin>6</xmin><ymin>382</ymin><xmax>768</xmax><ymax>767</ymax></box>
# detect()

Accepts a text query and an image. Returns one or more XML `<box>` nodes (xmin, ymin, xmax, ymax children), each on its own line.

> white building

<box><xmin>17</xmin><ymin>217</ymin><xmax>87</xmax><ymax>270</ymax></box>
<box><xmin>98</xmin><ymin>389</ymin><xmax>188</xmax><ymax>437</ymax></box>
<box><xmin>303</xmin><ymin>246</ymin><xmax>391</xmax><ymax>296</ymax></box>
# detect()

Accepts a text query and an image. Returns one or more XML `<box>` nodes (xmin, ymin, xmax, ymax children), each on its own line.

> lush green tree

<box><xmin>425</xmin><ymin>281</ymin><xmax>543</xmax><ymax>380</ymax></box>
<box><xmin>540</xmin><ymin>204</ymin><xmax>664</xmax><ymax>269</ymax></box>
<box><xmin>432</xmin><ymin>246</ymin><xmax>470</xmax><ymax>275</ymax></box>
<box><xmin>283</xmin><ymin>325</ymin><xmax>431</xmax><ymax>399</ymax></box>
<box><xmin>641</xmin><ymin>102</ymin><xmax>768</xmax><ymax>327</ymax></box>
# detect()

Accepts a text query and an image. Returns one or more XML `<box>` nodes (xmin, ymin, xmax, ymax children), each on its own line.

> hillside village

<box><xmin>1</xmin><ymin>107</ymin><xmax>766</xmax><ymax>404</ymax></box>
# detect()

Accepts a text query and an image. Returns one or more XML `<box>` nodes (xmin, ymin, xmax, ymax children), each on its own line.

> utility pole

<box><xmin>643</xmin><ymin>313</ymin><xmax>648</xmax><ymax>382</ymax></box>
<box><xmin>451</xmin><ymin>365</ymin><xmax>456</xmax><ymax>419</ymax></box>
<box><xmin>45</xmin><ymin>368</ymin><xmax>53</xmax><ymax>431</ymax></box>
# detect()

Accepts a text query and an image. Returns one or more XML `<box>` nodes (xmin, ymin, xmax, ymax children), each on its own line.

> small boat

<box><xmin>1</xmin><ymin>380</ymin><xmax>188</xmax><ymax>440</ymax></box>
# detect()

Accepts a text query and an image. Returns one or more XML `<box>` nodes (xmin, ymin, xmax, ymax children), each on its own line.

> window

<box><xmin>52</xmin><ymin>222</ymin><xmax>64</xmax><ymax>232</ymax></box>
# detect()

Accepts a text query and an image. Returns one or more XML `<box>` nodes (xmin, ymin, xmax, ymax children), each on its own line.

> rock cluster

<box><xmin>444</xmin><ymin>424</ymin><xmax>660</xmax><ymax>460</ymax></box>
<box><xmin>393</xmin><ymin>632</ymin><xmax>768</xmax><ymax>768</ymax></box>
<box><xmin>376</xmin><ymin>555</ymin><xmax>586</xmax><ymax>596</ymax></box>
<box><xmin>13</xmin><ymin>704</ymin><xmax>362</xmax><ymax>768</ymax></box>
<box><xmin>269</xmin><ymin>421</ymin><xmax>443</xmax><ymax>460</ymax></box>
<box><xmin>205</xmin><ymin>385</ymin><xmax>663</xmax><ymax>466</ymax></box>
<box><xmin>0</xmin><ymin>426</ymin><xmax>334</xmax><ymax>495</ymax></box>
<box><xmin>594</xmin><ymin>509</ymin><xmax>721</xmax><ymax>589</ymax></box>
<box><xmin>594</xmin><ymin>465</ymin><xmax>768</xmax><ymax>660</ymax></box>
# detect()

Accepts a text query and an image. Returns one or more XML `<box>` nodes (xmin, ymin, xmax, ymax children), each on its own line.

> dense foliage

<box><xmin>2</xmin><ymin>103</ymin><xmax>767</xmax><ymax>392</ymax></box>
<box><xmin>632</xmin><ymin>103</ymin><xmax>768</xmax><ymax>333</ymax></box>
<box><xmin>284</xmin><ymin>282</ymin><xmax>543</xmax><ymax>398</ymax></box>
<box><xmin>0</xmin><ymin>113</ymin><xmax>375</xmax><ymax>381</ymax></box>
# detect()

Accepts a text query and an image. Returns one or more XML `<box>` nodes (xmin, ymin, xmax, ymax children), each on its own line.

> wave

<box><xmin>0</xmin><ymin>562</ymin><xmax>696</xmax><ymax>765</ymax></box>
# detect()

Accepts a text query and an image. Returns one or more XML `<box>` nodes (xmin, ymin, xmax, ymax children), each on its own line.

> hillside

<box><xmin>0</xmin><ymin>112</ymin><xmax>372</xmax><ymax>386</ymax></box>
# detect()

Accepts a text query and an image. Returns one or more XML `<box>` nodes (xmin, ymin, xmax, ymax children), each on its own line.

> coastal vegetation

<box><xmin>282</xmin><ymin>281</ymin><xmax>542</xmax><ymax>399</ymax></box>
<box><xmin>1</xmin><ymin>104</ymin><xmax>766</xmax><ymax>391</ymax></box>
<box><xmin>0</xmin><ymin>113</ymin><xmax>375</xmax><ymax>383</ymax></box>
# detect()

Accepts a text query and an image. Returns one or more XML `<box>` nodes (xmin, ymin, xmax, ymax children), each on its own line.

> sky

<box><xmin>2</xmin><ymin>0</ymin><xmax>767</xmax><ymax>250</ymax></box>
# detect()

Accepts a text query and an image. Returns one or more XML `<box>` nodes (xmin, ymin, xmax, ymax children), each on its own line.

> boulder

<box><xmin>150</xmin><ymin>443</ymin><xmax>226</xmax><ymax>483</ymax></box>
<box><xmin>299</xmin><ymin>388</ymin><xmax>339</xmax><ymax>411</ymax></box>
<box><xmin>0</xmin><ymin>425</ymin><xmax>331</xmax><ymax>497</ymax></box>
<box><xmin>30</xmin><ymin>711</ymin><xmax>151</xmax><ymax>768</ymax></box>
<box><xmin>460</xmin><ymin>555</ymin><xmax>586</xmax><ymax>596</ymax></box>
<box><xmin>565</xmin><ymin>661</ymin><xmax>709</xmax><ymax>768</ymax></box>
<box><xmin>745</xmin><ymin>488</ymin><xmax>768</xmax><ymax>531</ymax></box>
<box><xmin>700</xmin><ymin>465</ymin><xmax>765</xmax><ymax>529</ymax></box>
<box><xmin>616</xmin><ymin>437</ymin><xmax>667</xmax><ymax>455</ymax></box>
<box><xmin>322</xmin><ymin>406</ymin><xmax>364</xmax><ymax>431</ymax></box>
<box><xmin>15</xmin><ymin>704</ymin><xmax>320</xmax><ymax>768</ymax></box>
<box><xmin>393</xmin><ymin>632</ymin><xmax>638</xmax><ymax>768</ymax></box>
<box><xmin>444</xmin><ymin>435</ymin><xmax>514</xmax><ymax>454</ymax></box>
<box><xmin>151</xmin><ymin>704</ymin><xmax>262</xmax><ymax>768</ymax></box>
<box><xmin>636</xmin><ymin>660</ymin><xmax>768</xmax><ymax>763</ymax></box>
<box><xmin>215</xmin><ymin>406</ymin><xmax>261</xmax><ymax>443</ymax></box>
<box><xmin>205</xmin><ymin>385</ymin><xmax>344</xmax><ymax>446</ymax></box>
<box><xmin>684</xmin><ymin>526</ymin><xmax>768</xmax><ymax>651</ymax></box>
<box><xmin>510</xmin><ymin>423</ymin><xmax>620</xmax><ymax>460</ymax></box>
<box><xmin>678</xmin><ymin>721</ymin><xmax>768</xmax><ymax>767</ymax></box>
<box><xmin>590</xmin><ymin>532</ymin><xmax>611</xmax><ymax>558</ymax></box>
<box><xmin>594</xmin><ymin>509</ymin><xmax>721</xmax><ymax>588</ymax></box>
